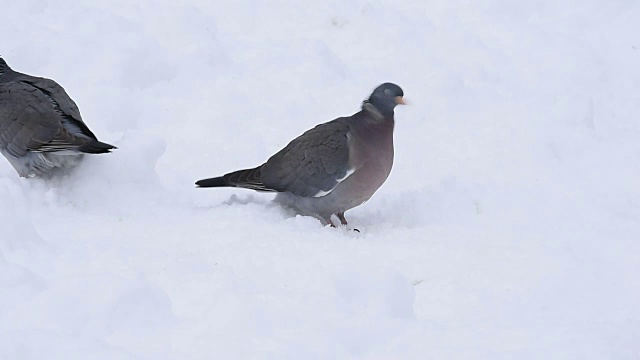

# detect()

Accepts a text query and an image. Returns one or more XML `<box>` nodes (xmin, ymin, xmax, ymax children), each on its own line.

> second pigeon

<box><xmin>0</xmin><ymin>57</ymin><xmax>116</xmax><ymax>178</ymax></box>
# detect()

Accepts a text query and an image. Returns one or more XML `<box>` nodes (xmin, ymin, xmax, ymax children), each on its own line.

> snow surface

<box><xmin>1</xmin><ymin>0</ymin><xmax>640</xmax><ymax>358</ymax></box>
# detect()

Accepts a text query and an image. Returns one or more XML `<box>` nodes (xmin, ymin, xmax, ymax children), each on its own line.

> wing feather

<box><xmin>0</xmin><ymin>79</ymin><xmax>96</xmax><ymax>157</ymax></box>
<box><xmin>259</xmin><ymin>118</ymin><xmax>353</xmax><ymax>197</ymax></box>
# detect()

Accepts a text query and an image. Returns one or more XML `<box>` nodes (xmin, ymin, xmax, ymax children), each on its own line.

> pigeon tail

<box><xmin>78</xmin><ymin>140</ymin><xmax>117</xmax><ymax>154</ymax></box>
<box><xmin>195</xmin><ymin>176</ymin><xmax>231</xmax><ymax>188</ymax></box>
<box><xmin>196</xmin><ymin>167</ymin><xmax>275</xmax><ymax>191</ymax></box>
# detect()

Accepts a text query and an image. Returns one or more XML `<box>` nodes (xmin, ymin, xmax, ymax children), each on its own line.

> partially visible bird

<box><xmin>0</xmin><ymin>57</ymin><xmax>116</xmax><ymax>177</ymax></box>
<box><xmin>196</xmin><ymin>82</ymin><xmax>405</xmax><ymax>227</ymax></box>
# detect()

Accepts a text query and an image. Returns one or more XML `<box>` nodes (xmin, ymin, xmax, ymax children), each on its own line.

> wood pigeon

<box><xmin>196</xmin><ymin>83</ymin><xmax>405</xmax><ymax>227</ymax></box>
<box><xmin>0</xmin><ymin>57</ymin><xmax>116</xmax><ymax>177</ymax></box>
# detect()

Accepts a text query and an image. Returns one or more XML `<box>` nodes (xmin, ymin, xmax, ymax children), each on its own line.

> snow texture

<box><xmin>1</xmin><ymin>0</ymin><xmax>640</xmax><ymax>359</ymax></box>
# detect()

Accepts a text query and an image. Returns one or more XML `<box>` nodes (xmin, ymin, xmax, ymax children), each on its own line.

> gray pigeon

<box><xmin>196</xmin><ymin>83</ymin><xmax>405</xmax><ymax>227</ymax></box>
<box><xmin>0</xmin><ymin>57</ymin><xmax>116</xmax><ymax>177</ymax></box>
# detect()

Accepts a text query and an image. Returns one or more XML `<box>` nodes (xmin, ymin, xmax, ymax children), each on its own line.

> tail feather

<box><xmin>78</xmin><ymin>140</ymin><xmax>117</xmax><ymax>154</ymax></box>
<box><xmin>196</xmin><ymin>166</ymin><xmax>277</xmax><ymax>192</ymax></box>
<box><xmin>195</xmin><ymin>176</ymin><xmax>231</xmax><ymax>188</ymax></box>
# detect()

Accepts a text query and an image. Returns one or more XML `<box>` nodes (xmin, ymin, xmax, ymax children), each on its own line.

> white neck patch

<box><xmin>362</xmin><ymin>102</ymin><xmax>385</xmax><ymax>121</ymax></box>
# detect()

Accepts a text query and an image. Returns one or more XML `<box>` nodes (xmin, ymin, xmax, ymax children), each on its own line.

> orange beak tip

<box><xmin>396</xmin><ymin>96</ymin><xmax>408</xmax><ymax>105</ymax></box>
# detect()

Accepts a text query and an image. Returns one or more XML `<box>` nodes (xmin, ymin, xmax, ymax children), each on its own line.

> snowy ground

<box><xmin>1</xmin><ymin>0</ymin><xmax>640</xmax><ymax>358</ymax></box>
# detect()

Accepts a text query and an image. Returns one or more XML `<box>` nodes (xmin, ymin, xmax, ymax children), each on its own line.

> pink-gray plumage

<box><xmin>0</xmin><ymin>57</ymin><xmax>116</xmax><ymax>177</ymax></box>
<box><xmin>196</xmin><ymin>83</ymin><xmax>405</xmax><ymax>227</ymax></box>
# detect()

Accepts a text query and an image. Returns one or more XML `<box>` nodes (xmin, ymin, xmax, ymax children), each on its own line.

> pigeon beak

<box><xmin>395</xmin><ymin>96</ymin><xmax>407</xmax><ymax>105</ymax></box>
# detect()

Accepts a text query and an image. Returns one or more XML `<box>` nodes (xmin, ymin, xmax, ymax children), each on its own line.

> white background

<box><xmin>1</xmin><ymin>0</ymin><xmax>639</xmax><ymax>358</ymax></box>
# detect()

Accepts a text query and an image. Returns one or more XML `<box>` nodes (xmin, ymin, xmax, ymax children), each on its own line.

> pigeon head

<box><xmin>365</xmin><ymin>82</ymin><xmax>405</xmax><ymax>115</ymax></box>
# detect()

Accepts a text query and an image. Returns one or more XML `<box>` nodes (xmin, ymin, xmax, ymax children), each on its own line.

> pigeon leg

<box><xmin>325</xmin><ymin>215</ymin><xmax>338</xmax><ymax>228</ymax></box>
<box><xmin>336</xmin><ymin>212</ymin><xmax>360</xmax><ymax>232</ymax></box>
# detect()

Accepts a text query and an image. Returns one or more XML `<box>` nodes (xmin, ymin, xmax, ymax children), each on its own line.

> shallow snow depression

<box><xmin>1</xmin><ymin>0</ymin><xmax>640</xmax><ymax>359</ymax></box>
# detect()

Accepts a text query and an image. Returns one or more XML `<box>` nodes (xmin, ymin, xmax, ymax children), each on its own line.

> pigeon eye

<box><xmin>384</xmin><ymin>89</ymin><xmax>392</xmax><ymax>96</ymax></box>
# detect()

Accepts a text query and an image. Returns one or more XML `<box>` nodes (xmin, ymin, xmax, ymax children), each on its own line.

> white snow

<box><xmin>1</xmin><ymin>0</ymin><xmax>640</xmax><ymax>358</ymax></box>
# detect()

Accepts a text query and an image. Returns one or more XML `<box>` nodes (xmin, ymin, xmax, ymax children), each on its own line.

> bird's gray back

<box><xmin>260</xmin><ymin>117</ymin><xmax>352</xmax><ymax>197</ymax></box>
<box><xmin>0</xmin><ymin>72</ymin><xmax>98</xmax><ymax>158</ymax></box>
<box><xmin>6</xmin><ymin>73</ymin><xmax>89</xmax><ymax>129</ymax></box>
